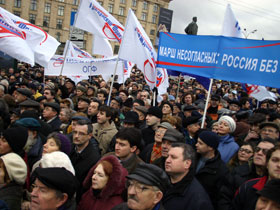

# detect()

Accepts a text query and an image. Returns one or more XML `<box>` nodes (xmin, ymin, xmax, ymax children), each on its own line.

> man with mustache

<box><xmin>112</xmin><ymin>163</ymin><xmax>170</xmax><ymax>210</ymax></box>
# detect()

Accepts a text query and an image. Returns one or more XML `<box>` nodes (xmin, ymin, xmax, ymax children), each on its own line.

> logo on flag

<box><xmin>156</xmin><ymin>68</ymin><xmax>167</xmax><ymax>88</ymax></box>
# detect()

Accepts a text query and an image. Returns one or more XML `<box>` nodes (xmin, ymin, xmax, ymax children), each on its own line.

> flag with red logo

<box><xmin>118</xmin><ymin>9</ymin><xmax>157</xmax><ymax>89</ymax></box>
<box><xmin>64</xmin><ymin>40</ymin><xmax>93</xmax><ymax>58</ymax></box>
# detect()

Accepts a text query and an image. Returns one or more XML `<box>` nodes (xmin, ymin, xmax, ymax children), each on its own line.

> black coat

<box><xmin>195</xmin><ymin>151</ymin><xmax>229</xmax><ymax>209</ymax></box>
<box><xmin>141</xmin><ymin>126</ymin><xmax>155</xmax><ymax>146</ymax></box>
<box><xmin>231</xmin><ymin>176</ymin><xmax>268</xmax><ymax>210</ymax></box>
<box><xmin>163</xmin><ymin>170</ymin><xmax>214</xmax><ymax>210</ymax></box>
<box><xmin>218</xmin><ymin>163</ymin><xmax>260</xmax><ymax>210</ymax></box>
<box><xmin>70</xmin><ymin>142</ymin><xmax>101</xmax><ymax>202</ymax></box>
<box><xmin>47</xmin><ymin>116</ymin><xmax>61</xmax><ymax>132</ymax></box>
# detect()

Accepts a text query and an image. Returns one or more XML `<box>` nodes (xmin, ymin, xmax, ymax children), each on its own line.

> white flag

<box><xmin>92</xmin><ymin>35</ymin><xmax>113</xmax><ymax>57</ymax></box>
<box><xmin>156</xmin><ymin>68</ymin><xmax>169</xmax><ymax>102</ymax></box>
<box><xmin>222</xmin><ymin>4</ymin><xmax>243</xmax><ymax>38</ymax></box>
<box><xmin>75</xmin><ymin>0</ymin><xmax>124</xmax><ymax>43</ymax></box>
<box><xmin>117</xmin><ymin>60</ymin><xmax>134</xmax><ymax>83</ymax></box>
<box><xmin>119</xmin><ymin>9</ymin><xmax>157</xmax><ymax>89</ymax></box>
<box><xmin>64</xmin><ymin>40</ymin><xmax>93</xmax><ymax>58</ymax></box>
<box><xmin>245</xmin><ymin>85</ymin><xmax>277</xmax><ymax>101</ymax></box>
<box><xmin>0</xmin><ymin>7</ymin><xmax>60</xmax><ymax>67</ymax></box>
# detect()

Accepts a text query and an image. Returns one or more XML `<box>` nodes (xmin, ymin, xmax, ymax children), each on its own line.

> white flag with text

<box><xmin>222</xmin><ymin>4</ymin><xmax>243</xmax><ymax>38</ymax></box>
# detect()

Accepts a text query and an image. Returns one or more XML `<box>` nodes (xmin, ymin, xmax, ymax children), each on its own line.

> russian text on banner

<box><xmin>157</xmin><ymin>33</ymin><xmax>280</xmax><ymax>89</ymax></box>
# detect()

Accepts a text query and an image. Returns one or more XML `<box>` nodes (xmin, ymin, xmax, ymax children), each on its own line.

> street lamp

<box><xmin>243</xmin><ymin>28</ymin><xmax>257</xmax><ymax>39</ymax></box>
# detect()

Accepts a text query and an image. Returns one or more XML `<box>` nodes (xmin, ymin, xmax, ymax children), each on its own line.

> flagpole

<box><xmin>153</xmin><ymin>68</ymin><xmax>157</xmax><ymax>106</ymax></box>
<box><xmin>59</xmin><ymin>2</ymin><xmax>82</xmax><ymax>76</ymax></box>
<box><xmin>176</xmin><ymin>73</ymin><xmax>181</xmax><ymax>99</ymax></box>
<box><xmin>201</xmin><ymin>78</ymin><xmax>213</xmax><ymax>129</ymax></box>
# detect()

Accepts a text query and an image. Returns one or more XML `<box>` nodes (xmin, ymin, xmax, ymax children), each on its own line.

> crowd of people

<box><xmin>0</xmin><ymin>62</ymin><xmax>279</xmax><ymax>210</ymax></box>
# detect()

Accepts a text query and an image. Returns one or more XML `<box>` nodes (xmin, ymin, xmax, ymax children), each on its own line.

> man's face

<box><xmin>65</xmin><ymin>81</ymin><xmax>74</xmax><ymax>89</ymax></box>
<box><xmin>210</xmin><ymin>99</ymin><xmax>219</xmax><ymax>107</ymax></box>
<box><xmin>119</xmin><ymin>92</ymin><xmax>128</xmax><ymax>102</ymax></box>
<box><xmin>253</xmin><ymin>141</ymin><xmax>275</xmax><ymax>166</ymax></box>
<box><xmin>184</xmin><ymin>95</ymin><xmax>192</xmax><ymax>105</ymax></box>
<box><xmin>140</xmin><ymin>91</ymin><xmax>149</xmax><ymax>101</ymax></box>
<box><xmin>88</xmin><ymin>102</ymin><xmax>99</xmax><ymax>116</ymax></box>
<box><xmin>76</xmin><ymin>89</ymin><xmax>84</xmax><ymax>97</ymax></box>
<box><xmin>14</xmin><ymin>92</ymin><xmax>26</xmax><ymax>103</ymax></box>
<box><xmin>255</xmin><ymin>196</ymin><xmax>280</xmax><ymax>210</ymax></box>
<box><xmin>162</xmin><ymin>104</ymin><xmax>172</xmax><ymax>115</ymax></box>
<box><xmin>31</xmin><ymin>179</ymin><xmax>66</xmax><ymax>210</ymax></box>
<box><xmin>267</xmin><ymin>149</ymin><xmax>280</xmax><ymax>179</ymax></box>
<box><xmin>97</xmin><ymin>93</ymin><xmax>105</xmax><ymax>102</ymax></box>
<box><xmin>165</xmin><ymin>147</ymin><xmax>188</xmax><ymax>175</ymax></box>
<box><xmin>260</xmin><ymin>126</ymin><xmax>279</xmax><ymax>140</ymax></box>
<box><xmin>77</xmin><ymin>100</ymin><xmax>89</xmax><ymax>111</ymax></box>
<box><xmin>110</xmin><ymin>100</ymin><xmax>120</xmax><ymax>110</ymax></box>
<box><xmin>43</xmin><ymin>106</ymin><xmax>57</xmax><ymax>120</ymax></box>
<box><xmin>127</xmin><ymin>179</ymin><xmax>161</xmax><ymax>210</ymax></box>
<box><xmin>97</xmin><ymin>111</ymin><xmax>109</xmax><ymax>124</ymax></box>
<box><xmin>196</xmin><ymin>138</ymin><xmax>211</xmax><ymax>156</ymax></box>
<box><xmin>115</xmin><ymin>138</ymin><xmax>135</xmax><ymax>160</ymax></box>
<box><xmin>187</xmin><ymin>123</ymin><xmax>200</xmax><ymax>135</ymax></box>
<box><xmin>229</xmin><ymin>103</ymin><xmax>240</xmax><ymax>112</ymax></box>
<box><xmin>43</xmin><ymin>89</ymin><xmax>54</xmax><ymax>101</ymax></box>
<box><xmin>73</xmin><ymin>124</ymin><xmax>90</xmax><ymax>147</ymax></box>
<box><xmin>146</xmin><ymin>114</ymin><xmax>159</xmax><ymax>127</ymax></box>
<box><xmin>161</xmin><ymin>139</ymin><xmax>172</xmax><ymax>157</ymax></box>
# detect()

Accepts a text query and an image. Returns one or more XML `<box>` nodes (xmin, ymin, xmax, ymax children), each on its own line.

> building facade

<box><xmin>1</xmin><ymin>0</ymin><xmax>171</xmax><ymax>55</ymax></box>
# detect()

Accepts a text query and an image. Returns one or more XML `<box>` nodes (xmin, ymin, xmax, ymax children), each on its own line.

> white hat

<box><xmin>40</xmin><ymin>151</ymin><xmax>75</xmax><ymax>175</ymax></box>
<box><xmin>1</xmin><ymin>153</ymin><xmax>27</xmax><ymax>185</ymax></box>
<box><xmin>218</xmin><ymin>115</ymin><xmax>236</xmax><ymax>133</ymax></box>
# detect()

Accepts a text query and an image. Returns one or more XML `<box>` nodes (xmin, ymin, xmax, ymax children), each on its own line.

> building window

<box><xmin>57</xmin><ymin>19</ymin><xmax>63</xmax><ymax>29</ymax></box>
<box><xmin>150</xmin><ymin>29</ymin><xmax>155</xmax><ymax>35</ymax></box>
<box><xmin>73</xmin><ymin>0</ymin><xmax>78</xmax><ymax>5</ymax></box>
<box><xmin>141</xmin><ymin>12</ymin><xmax>147</xmax><ymax>21</ymax></box>
<box><xmin>29</xmin><ymin>14</ymin><xmax>36</xmax><ymax>24</ymax></box>
<box><xmin>132</xmin><ymin>0</ymin><xmax>136</xmax><ymax>7</ymax></box>
<box><xmin>143</xmin><ymin>1</ymin><xmax>148</xmax><ymax>10</ymax></box>
<box><xmin>114</xmin><ymin>45</ymin><xmax>119</xmax><ymax>54</ymax></box>
<box><xmin>119</xmin><ymin>7</ymin><xmax>124</xmax><ymax>16</ymax></box>
<box><xmin>153</xmin><ymin>4</ymin><xmax>158</xmax><ymax>12</ymax></box>
<box><xmin>58</xmin><ymin>0</ymin><xmax>64</xmax><ymax>2</ymax></box>
<box><xmin>98</xmin><ymin>1</ymin><xmax>102</xmax><ymax>6</ymax></box>
<box><xmin>71</xmin><ymin>8</ymin><xmax>77</xmax><ymax>12</ymax></box>
<box><xmin>120</xmin><ymin>0</ymin><xmax>125</xmax><ymax>4</ymax></box>
<box><xmin>152</xmin><ymin>15</ymin><xmax>157</xmax><ymax>23</ymax></box>
<box><xmin>45</xmin><ymin>3</ymin><xmax>51</xmax><ymax>13</ymax></box>
<box><xmin>56</xmin><ymin>32</ymin><xmax>61</xmax><ymax>42</ymax></box>
<box><xmin>30</xmin><ymin>0</ymin><xmax>37</xmax><ymax>10</ymax></box>
<box><xmin>58</xmin><ymin>6</ymin><xmax>64</xmax><ymax>16</ymax></box>
<box><xmin>108</xmin><ymin>4</ymin><xmax>113</xmax><ymax>13</ymax></box>
<box><xmin>13</xmin><ymin>11</ymin><xmax>21</xmax><ymax>17</ymax></box>
<box><xmin>43</xmin><ymin>16</ymin><xmax>50</xmax><ymax>27</ymax></box>
<box><xmin>0</xmin><ymin>0</ymin><xmax>5</xmax><ymax>4</ymax></box>
<box><xmin>14</xmin><ymin>0</ymin><xmax>21</xmax><ymax>8</ymax></box>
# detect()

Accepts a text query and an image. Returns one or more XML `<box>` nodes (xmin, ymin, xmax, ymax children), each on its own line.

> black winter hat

<box><xmin>257</xmin><ymin>179</ymin><xmax>280</xmax><ymax>204</ymax></box>
<box><xmin>44</xmin><ymin>102</ymin><xmax>60</xmax><ymax>113</ymax></box>
<box><xmin>147</xmin><ymin>106</ymin><xmax>163</xmax><ymax>119</ymax></box>
<box><xmin>127</xmin><ymin>163</ymin><xmax>170</xmax><ymax>193</ymax></box>
<box><xmin>34</xmin><ymin>167</ymin><xmax>78</xmax><ymax>200</ymax></box>
<box><xmin>198</xmin><ymin>131</ymin><xmax>220</xmax><ymax>150</ymax></box>
<box><xmin>123</xmin><ymin>111</ymin><xmax>139</xmax><ymax>124</ymax></box>
<box><xmin>161</xmin><ymin>101</ymin><xmax>173</xmax><ymax>112</ymax></box>
<box><xmin>2</xmin><ymin>127</ymin><xmax>28</xmax><ymax>154</ymax></box>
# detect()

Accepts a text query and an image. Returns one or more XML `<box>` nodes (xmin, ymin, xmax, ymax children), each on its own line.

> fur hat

<box><xmin>218</xmin><ymin>115</ymin><xmax>236</xmax><ymax>133</ymax></box>
<box><xmin>40</xmin><ymin>151</ymin><xmax>75</xmax><ymax>175</ymax></box>
<box><xmin>1</xmin><ymin>153</ymin><xmax>27</xmax><ymax>185</ymax></box>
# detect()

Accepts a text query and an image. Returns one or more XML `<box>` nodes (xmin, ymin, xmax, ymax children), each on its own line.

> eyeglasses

<box><xmin>239</xmin><ymin>148</ymin><xmax>253</xmax><ymax>154</ymax></box>
<box><xmin>255</xmin><ymin>147</ymin><xmax>270</xmax><ymax>155</ymax></box>
<box><xmin>125</xmin><ymin>180</ymin><xmax>153</xmax><ymax>193</ymax></box>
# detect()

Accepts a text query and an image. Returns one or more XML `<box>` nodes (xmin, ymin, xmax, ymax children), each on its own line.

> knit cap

<box><xmin>198</xmin><ymin>131</ymin><xmax>220</xmax><ymax>149</ymax></box>
<box><xmin>218</xmin><ymin>115</ymin><xmax>236</xmax><ymax>133</ymax></box>
<box><xmin>1</xmin><ymin>153</ymin><xmax>27</xmax><ymax>185</ymax></box>
<box><xmin>2</xmin><ymin>127</ymin><xmax>28</xmax><ymax>154</ymax></box>
<box><xmin>56</xmin><ymin>133</ymin><xmax>72</xmax><ymax>155</ymax></box>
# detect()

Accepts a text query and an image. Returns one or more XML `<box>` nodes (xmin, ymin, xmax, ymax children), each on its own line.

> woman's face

<box><xmin>43</xmin><ymin>138</ymin><xmax>60</xmax><ymax>154</ymax></box>
<box><xmin>0</xmin><ymin>137</ymin><xmax>12</xmax><ymax>155</ymax></box>
<box><xmin>0</xmin><ymin>159</ymin><xmax>6</xmax><ymax>184</ymax></box>
<box><xmin>92</xmin><ymin>164</ymin><xmax>109</xmax><ymax>190</ymax></box>
<box><xmin>212</xmin><ymin>125</ymin><xmax>219</xmax><ymax>133</ymax></box>
<box><xmin>154</xmin><ymin>127</ymin><xmax>167</xmax><ymax>143</ymax></box>
<box><xmin>162</xmin><ymin>104</ymin><xmax>172</xmax><ymax>115</ymax></box>
<box><xmin>218</xmin><ymin>120</ymin><xmax>231</xmax><ymax>136</ymax></box>
<box><xmin>238</xmin><ymin>145</ymin><xmax>254</xmax><ymax>163</ymax></box>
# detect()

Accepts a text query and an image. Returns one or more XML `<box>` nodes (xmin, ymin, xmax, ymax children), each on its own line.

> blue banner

<box><xmin>157</xmin><ymin>32</ymin><xmax>280</xmax><ymax>88</ymax></box>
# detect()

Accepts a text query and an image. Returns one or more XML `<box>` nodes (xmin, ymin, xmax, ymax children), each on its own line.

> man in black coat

<box><xmin>70</xmin><ymin>120</ymin><xmax>101</xmax><ymax>202</ymax></box>
<box><xmin>195</xmin><ymin>131</ymin><xmax>229</xmax><ymax>209</ymax></box>
<box><xmin>42</xmin><ymin>102</ymin><xmax>61</xmax><ymax>132</ymax></box>
<box><xmin>163</xmin><ymin>143</ymin><xmax>214</xmax><ymax>210</ymax></box>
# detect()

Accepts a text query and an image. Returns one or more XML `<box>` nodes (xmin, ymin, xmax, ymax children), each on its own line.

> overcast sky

<box><xmin>168</xmin><ymin>0</ymin><xmax>280</xmax><ymax>40</ymax></box>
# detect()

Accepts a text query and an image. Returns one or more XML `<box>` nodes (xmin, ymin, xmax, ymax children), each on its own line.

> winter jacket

<box><xmin>0</xmin><ymin>183</ymin><xmax>23</xmax><ymax>210</ymax></box>
<box><xmin>141</xmin><ymin>126</ymin><xmax>155</xmax><ymax>146</ymax></box>
<box><xmin>47</xmin><ymin>116</ymin><xmax>62</xmax><ymax>132</ymax></box>
<box><xmin>112</xmin><ymin>202</ymin><xmax>165</xmax><ymax>210</ymax></box>
<box><xmin>92</xmin><ymin>122</ymin><xmax>118</xmax><ymax>155</ymax></box>
<box><xmin>231</xmin><ymin>176</ymin><xmax>268</xmax><ymax>210</ymax></box>
<box><xmin>78</xmin><ymin>155</ymin><xmax>128</xmax><ymax>210</ymax></box>
<box><xmin>218</xmin><ymin>134</ymin><xmax>239</xmax><ymax>163</ymax></box>
<box><xmin>163</xmin><ymin>170</ymin><xmax>214</xmax><ymax>210</ymax></box>
<box><xmin>195</xmin><ymin>151</ymin><xmax>229</xmax><ymax>209</ymax></box>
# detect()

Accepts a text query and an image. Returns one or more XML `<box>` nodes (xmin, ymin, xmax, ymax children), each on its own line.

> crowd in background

<box><xmin>0</xmin><ymin>62</ymin><xmax>279</xmax><ymax>210</ymax></box>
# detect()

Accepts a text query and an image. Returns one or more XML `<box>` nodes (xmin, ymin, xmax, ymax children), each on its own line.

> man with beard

<box><xmin>112</xmin><ymin>163</ymin><xmax>170</xmax><ymax>210</ymax></box>
<box><xmin>70</xmin><ymin>119</ymin><xmax>100</xmax><ymax>202</ymax></box>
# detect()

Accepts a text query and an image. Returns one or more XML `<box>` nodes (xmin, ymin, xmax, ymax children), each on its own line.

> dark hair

<box><xmin>97</xmin><ymin>89</ymin><xmax>108</xmax><ymax>98</ymax></box>
<box><xmin>99</xmin><ymin>105</ymin><xmax>114</xmax><ymax>123</ymax></box>
<box><xmin>76</xmin><ymin>119</ymin><xmax>93</xmax><ymax>134</ymax></box>
<box><xmin>45</xmin><ymin>88</ymin><xmax>55</xmax><ymax>97</ymax></box>
<box><xmin>259</xmin><ymin>138</ymin><xmax>278</xmax><ymax>147</ymax></box>
<box><xmin>239</xmin><ymin>97</ymin><xmax>249</xmax><ymax>106</ymax></box>
<box><xmin>115</xmin><ymin>127</ymin><xmax>142</xmax><ymax>149</ymax></box>
<box><xmin>171</xmin><ymin>143</ymin><xmax>196</xmax><ymax>168</ymax></box>
<box><xmin>266</xmin><ymin>144</ymin><xmax>280</xmax><ymax>163</ymax></box>
<box><xmin>90</xmin><ymin>97</ymin><xmax>101</xmax><ymax>109</ymax></box>
<box><xmin>248</xmin><ymin>113</ymin><xmax>266</xmax><ymax>125</ymax></box>
<box><xmin>47</xmin><ymin>132</ymin><xmax>62</xmax><ymax>149</ymax></box>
